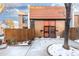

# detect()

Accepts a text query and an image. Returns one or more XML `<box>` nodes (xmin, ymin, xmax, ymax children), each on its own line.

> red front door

<box><xmin>43</xmin><ymin>21</ymin><xmax>56</xmax><ymax>38</ymax></box>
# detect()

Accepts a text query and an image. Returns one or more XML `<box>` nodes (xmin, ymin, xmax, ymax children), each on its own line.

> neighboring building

<box><xmin>74</xmin><ymin>12</ymin><xmax>79</xmax><ymax>27</ymax></box>
<box><xmin>30</xmin><ymin>6</ymin><xmax>66</xmax><ymax>38</ymax></box>
<box><xmin>18</xmin><ymin>11</ymin><xmax>28</xmax><ymax>29</ymax></box>
<box><xmin>68</xmin><ymin>12</ymin><xmax>79</xmax><ymax>40</ymax></box>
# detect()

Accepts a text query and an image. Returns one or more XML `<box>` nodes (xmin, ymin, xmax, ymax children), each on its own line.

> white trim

<box><xmin>28</xmin><ymin>5</ymin><xmax>30</xmax><ymax>29</ymax></box>
<box><xmin>70</xmin><ymin>4</ymin><xmax>75</xmax><ymax>27</ymax></box>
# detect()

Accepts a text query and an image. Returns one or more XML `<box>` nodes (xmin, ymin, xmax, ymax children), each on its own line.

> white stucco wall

<box><xmin>70</xmin><ymin>4</ymin><xmax>75</xmax><ymax>28</ymax></box>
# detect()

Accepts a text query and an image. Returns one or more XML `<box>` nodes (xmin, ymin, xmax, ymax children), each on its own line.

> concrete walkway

<box><xmin>26</xmin><ymin>38</ymin><xmax>79</xmax><ymax>56</ymax></box>
<box><xmin>0</xmin><ymin>46</ymin><xmax>31</xmax><ymax>56</ymax></box>
<box><xmin>0</xmin><ymin>38</ymin><xmax>79</xmax><ymax>56</ymax></box>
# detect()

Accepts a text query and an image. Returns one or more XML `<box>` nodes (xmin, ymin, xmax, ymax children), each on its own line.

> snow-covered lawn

<box><xmin>17</xmin><ymin>41</ymin><xmax>29</xmax><ymax>46</ymax></box>
<box><xmin>75</xmin><ymin>40</ymin><xmax>79</xmax><ymax>43</ymax></box>
<box><xmin>0</xmin><ymin>44</ymin><xmax>7</xmax><ymax>49</ymax></box>
<box><xmin>0</xmin><ymin>38</ymin><xmax>79</xmax><ymax>56</ymax></box>
<box><xmin>26</xmin><ymin>38</ymin><xmax>79</xmax><ymax>56</ymax></box>
<box><xmin>48</xmin><ymin>44</ymin><xmax>79</xmax><ymax>56</ymax></box>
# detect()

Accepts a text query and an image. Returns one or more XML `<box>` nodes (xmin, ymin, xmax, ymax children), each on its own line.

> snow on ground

<box><xmin>26</xmin><ymin>38</ymin><xmax>64</xmax><ymax>56</ymax></box>
<box><xmin>0</xmin><ymin>38</ymin><xmax>79</xmax><ymax>56</ymax></box>
<box><xmin>74</xmin><ymin>40</ymin><xmax>79</xmax><ymax>43</ymax></box>
<box><xmin>0</xmin><ymin>46</ymin><xmax>31</xmax><ymax>56</ymax></box>
<box><xmin>17</xmin><ymin>41</ymin><xmax>29</xmax><ymax>46</ymax></box>
<box><xmin>26</xmin><ymin>38</ymin><xmax>79</xmax><ymax>56</ymax></box>
<box><xmin>0</xmin><ymin>44</ymin><xmax>7</xmax><ymax>49</ymax></box>
<box><xmin>48</xmin><ymin>44</ymin><xmax>79</xmax><ymax>56</ymax></box>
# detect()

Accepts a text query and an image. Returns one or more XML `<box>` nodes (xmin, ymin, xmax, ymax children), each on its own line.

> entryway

<box><xmin>34</xmin><ymin>20</ymin><xmax>57</xmax><ymax>38</ymax></box>
<box><xmin>41</xmin><ymin>26</ymin><xmax>56</xmax><ymax>38</ymax></box>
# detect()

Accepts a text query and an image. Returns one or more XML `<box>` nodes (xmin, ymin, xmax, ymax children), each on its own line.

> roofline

<box><xmin>30</xmin><ymin>18</ymin><xmax>66</xmax><ymax>20</ymax></box>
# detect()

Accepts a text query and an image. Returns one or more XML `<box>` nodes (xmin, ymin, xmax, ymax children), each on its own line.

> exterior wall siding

<box><xmin>35</xmin><ymin>21</ymin><xmax>44</xmax><ymax>37</ymax></box>
<box><xmin>35</xmin><ymin>20</ymin><xmax>65</xmax><ymax>37</ymax></box>
<box><xmin>74</xmin><ymin>15</ymin><xmax>79</xmax><ymax>27</ymax></box>
<box><xmin>56</xmin><ymin>21</ymin><xmax>65</xmax><ymax>36</ymax></box>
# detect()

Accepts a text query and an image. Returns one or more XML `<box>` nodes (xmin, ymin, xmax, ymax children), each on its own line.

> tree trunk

<box><xmin>63</xmin><ymin>3</ymin><xmax>72</xmax><ymax>50</ymax></box>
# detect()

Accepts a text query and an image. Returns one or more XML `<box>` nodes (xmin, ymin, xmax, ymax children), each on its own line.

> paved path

<box><xmin>26</xmin><ymin>38</ymin><xmax>79</xmax><ymax>56</ymax></box>
<box><xmin>0</xmin><ymin>46</ymin><xmax>31</xmax><ymax>56</ymax></box>
<box><xmin>0</xmin><ymin>38</ymin><xmax>79</xmax><ymax>56</ymax></box>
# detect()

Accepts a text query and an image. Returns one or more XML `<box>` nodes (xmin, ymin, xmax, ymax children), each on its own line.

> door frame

<box><xmin>43</xmin><ymin>26</ymin><xmax>56</xmax><ymax>38</ymax></box>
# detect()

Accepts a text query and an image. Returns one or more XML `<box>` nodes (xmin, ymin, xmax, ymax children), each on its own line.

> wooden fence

<box><xmin>60</xmin><ymin>27</ymin><xmax>79</xmax><ymax>40</ymax></box>
<box><xmin>4</xmin><ymin>28</ymin><xmax>35</xmax><ymax>42</ymax></box>
<box><xmin>69</xmin><ymin>27</ymin><xmax>79</xmax><ymax>40</ymax></box>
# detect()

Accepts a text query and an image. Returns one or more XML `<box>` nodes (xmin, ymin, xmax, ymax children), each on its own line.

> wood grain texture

<box><xmin>4</xmin><ymin>29</ymin><xmax>35</xmax><ymax>43</ymax></box>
